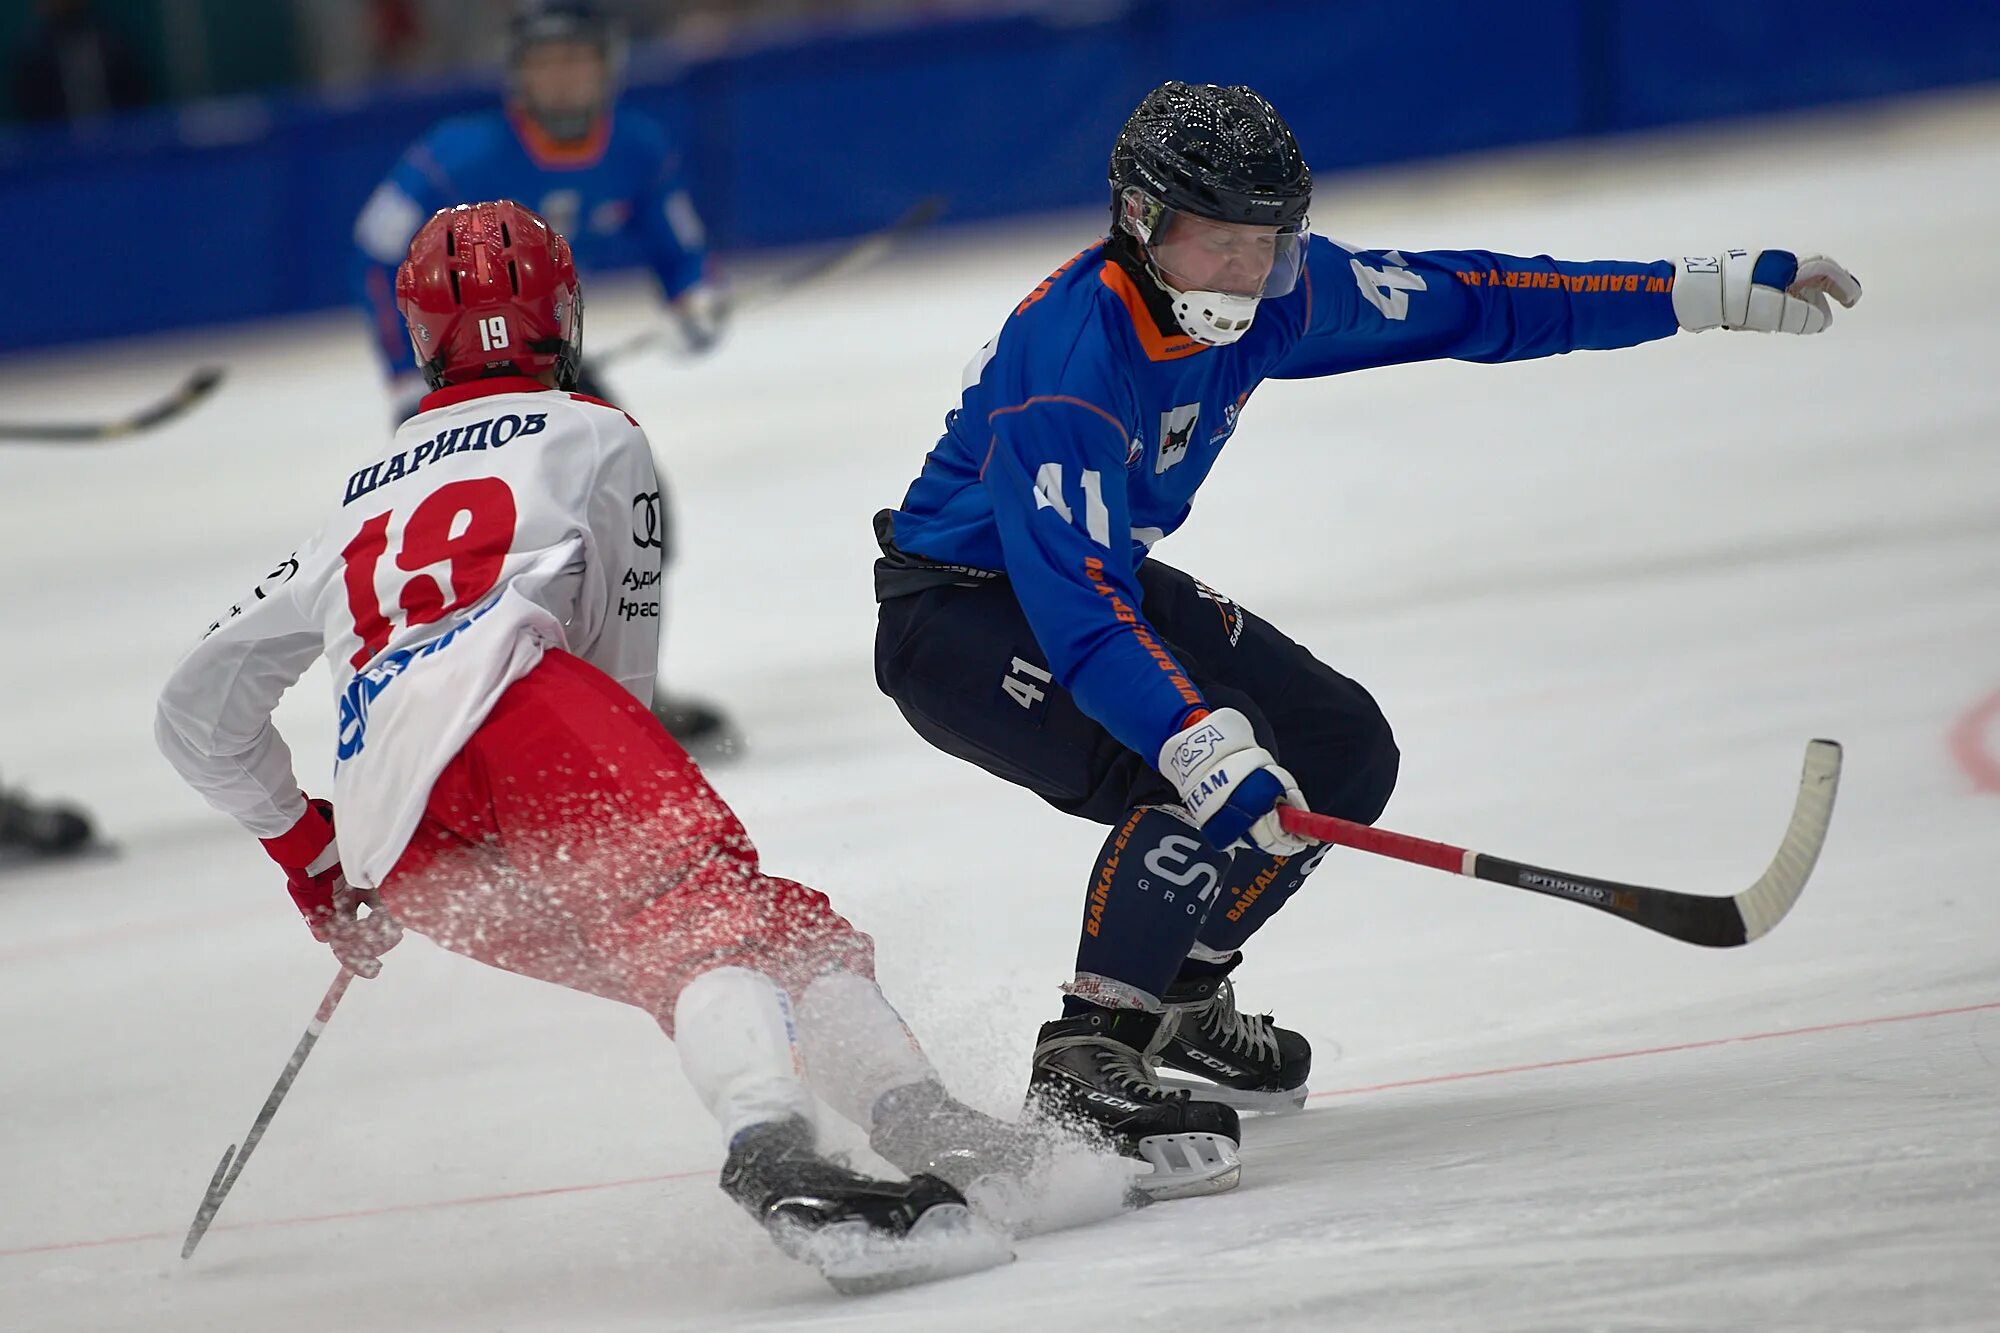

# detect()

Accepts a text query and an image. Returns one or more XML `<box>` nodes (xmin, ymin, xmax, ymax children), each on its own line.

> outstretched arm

<box><xmin>1271</xmin><ymin>235</ymin><xmax>1859</xmax><ymax>379</ymax></box>
<box><xmin>1271</xmin><ymin>235</ymin><xmax>1678</xmax><ymax>378</ymax></box>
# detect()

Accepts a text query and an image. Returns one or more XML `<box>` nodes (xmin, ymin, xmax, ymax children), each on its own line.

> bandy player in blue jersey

<box><xmin>353</xmin><ymin>1</ymin><xmax>731</xmax><ymax>749</ymax></box>
<box><xmin>874</xmin><ymin>82</ymin><xmax>1861</xmax><ymax>1194</ymax></box>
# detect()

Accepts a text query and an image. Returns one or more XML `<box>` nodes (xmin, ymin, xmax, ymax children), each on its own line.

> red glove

<box><xmin>259</xmin><ymin>798</ymin><xmax>402</xmax><ymax>978</ymax></box>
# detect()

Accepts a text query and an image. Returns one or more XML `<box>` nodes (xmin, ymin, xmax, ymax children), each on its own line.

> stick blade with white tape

<box><xmin>1472</xmin><ymin>740</ymin><xmax>1841</xmax><ymax>946</ymax></box>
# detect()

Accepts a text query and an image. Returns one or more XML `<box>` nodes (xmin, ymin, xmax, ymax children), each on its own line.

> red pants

<box><xmin>377</xmin><ymin>650</ymin><xmax>873</xmax><ymax>1032</ymax></box>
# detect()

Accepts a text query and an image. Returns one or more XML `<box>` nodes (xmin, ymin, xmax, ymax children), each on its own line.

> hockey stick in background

<box><xmin>180</xmin><ymin>967</ymin><xmax>353</xmax><ymax>1260</ymax></box>
<box><xmin>0</xmin><ymin>366</ymin><xmax>224</xmax><ymax>443</ymax></box>
<box><xmin>1279</xmin><ymin>739</ymin><xmax>1842</xmax><ymax>948</ymax></box>
<box><xmin>593</xmin><ymin>194</ymin><xmax>947</xmax><ymax>370</ymax></box>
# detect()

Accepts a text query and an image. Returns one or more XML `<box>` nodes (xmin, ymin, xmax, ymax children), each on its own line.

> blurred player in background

<box><xmin>873</xmin><ymin>80</ymin><xmax>1862</xmax><ymax>1195</ymax></box>
<box><xmin>159</xmin><ymin>201</ymin><xmax>1118</xmax><ymax>1290</ymax></box>
<box><xmin>0</xmin><ymin>776</ymin><xmax>95</xmax><ymax>867</ymax></box>
<box><xmin>352</xmin><ymin>0</ymin><xmax>731</xmax><ymax>751</ymax></box>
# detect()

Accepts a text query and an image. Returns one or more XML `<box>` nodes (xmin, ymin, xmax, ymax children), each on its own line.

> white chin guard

<box><xmin>1166</xmin><ymin>285</ymin><xmax>1260</xmax><ymax>346</ymax></box>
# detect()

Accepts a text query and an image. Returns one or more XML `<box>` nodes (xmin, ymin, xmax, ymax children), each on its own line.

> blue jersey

<box><xmin>884</xmin><ymin>234</ymin><xmax>1679</xmax><ymax>763</ymax></box>
<box><xmin>354</xmin><ymin>108</ymin><xmax>708</xmax><ymax>377</ymax></box>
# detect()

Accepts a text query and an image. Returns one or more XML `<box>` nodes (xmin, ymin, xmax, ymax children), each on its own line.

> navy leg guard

<box><xmin>1193</xmin><ymin>844</ymin><xmax>1332</xmax><ymax>957</ymax></box>
<box><xmin>1067</xmin><ymin>806</ymin><xmax>1235</xmax><ymax>1012</ymax></box>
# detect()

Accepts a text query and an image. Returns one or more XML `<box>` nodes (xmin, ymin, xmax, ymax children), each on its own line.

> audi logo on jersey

<box><xmin>632</xmin><ymin>491</ymin><xmax>663</xmax><ymax>549</ymax></box>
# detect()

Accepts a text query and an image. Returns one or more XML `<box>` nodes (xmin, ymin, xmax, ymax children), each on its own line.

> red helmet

<box><xmin>395</xmin><ymin>201</ymin><xmax>582</xmax><ymax>390</ymax></box>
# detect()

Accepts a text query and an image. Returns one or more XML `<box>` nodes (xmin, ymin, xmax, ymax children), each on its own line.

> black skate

<box><xmin>869</xmin><ymin>1078</ymin><xmax>1145</xmax><ymax>1236</ymax></box>
<box><xmin>0</xmin><ymin>778</ymin><xmax>99</xmax><ymax>869</ymax></box>
<box><xmin>653</xmin><ymin>693</ymin><xmax>742</xmax><ymax>763</ymax></box>
<box><xmin>1025</xmin><ymin>1008</ymin><xmax>1241</xmax><ymax>1200</ymax></box>
<box><xmin>1153</xmin><ymin>954</ymin><xmax>1311</xmax><ymax>1115</ymax></box>
<box><xmin>720</xmin><ymin>1115</ymin><xmax>1012</xmax><ymax>1294</ymax></box>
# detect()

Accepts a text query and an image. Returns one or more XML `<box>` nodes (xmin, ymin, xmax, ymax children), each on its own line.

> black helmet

<box><xmin>508</xmin><ymin>0</ymin><xmax>615</xmax><ymax>59</ymax></box>
<box><xmin>506</xmin><ymin>1</ymin><xmax>622</xmax><ymax>142</ymax></box>
<box><xmin>1108</xmin><ymin>81</ymin><xmax>1312</xmax><ymax>228</ymax></box>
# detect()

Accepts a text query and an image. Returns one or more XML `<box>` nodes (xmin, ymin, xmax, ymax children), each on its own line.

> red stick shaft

<box><xmin>1278</xmin><ymin>805</ymin><xmax>1470</xmax><ymax>875</ymax></box>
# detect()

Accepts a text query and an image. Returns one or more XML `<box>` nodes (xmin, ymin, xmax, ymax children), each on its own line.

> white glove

<box><xmin>663</xmin><ymin>282</ymin><xmax>729</xmax><ymax>355</ymax></box>
<box><xmin>1157</xmin><ymin>707</ymin><xmax>1310</xmax><ymax>857</ymax></box>
<box><xmin>1672</xmin><ymin>250</ymin><xmax>1861</xmax><ymax>335</ymax></box>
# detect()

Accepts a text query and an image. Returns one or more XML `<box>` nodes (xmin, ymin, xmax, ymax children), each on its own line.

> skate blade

<box><xmin>776</xmin><ymin>1202</ymin><xmax>1014</xmax><ymax>1296</ymax></box>
<box><xmin>1156</xmin><ymin>1075</ymin><xmax>1308</xmax><ymax>1116</ymax></box>
<box><xmin>1132</xmin><ymin>1132</ymin><xmax>1241</xmax><ymax>1200</ymax></box>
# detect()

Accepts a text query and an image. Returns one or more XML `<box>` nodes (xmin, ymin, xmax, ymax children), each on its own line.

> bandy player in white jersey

<box><xmin>155</xmin><ymin>201</ymin><xmax>1115</xmax><ymax>1292</ymax></box>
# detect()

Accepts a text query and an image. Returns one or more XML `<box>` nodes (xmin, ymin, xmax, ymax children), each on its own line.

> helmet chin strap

<box><xmin>1149</xmin><ymin>264</ymin><xmax>1261</xmax><ymax>346</ymax></box>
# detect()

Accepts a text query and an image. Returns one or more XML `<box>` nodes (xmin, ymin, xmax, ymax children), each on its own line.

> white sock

<box><xmin>673</xmin><ymin>966</ymin><xmax>817</xmax><ymax>1143</ymax></box>
<box><xmin>795</xmin><ymin>970</ymin><xmax>940</xmax><ymax>1128</ymax></box>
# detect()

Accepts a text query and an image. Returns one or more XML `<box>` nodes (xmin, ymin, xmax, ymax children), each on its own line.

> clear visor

<box><xmin>1131</xmin><ymin>197</ymin><xmax>1309</xmax><ymax>299</ymax></box>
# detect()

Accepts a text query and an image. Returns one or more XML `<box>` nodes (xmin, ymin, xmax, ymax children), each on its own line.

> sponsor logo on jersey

<box><xmin>202</xmin><ymin>553</ymin><xmax>300</xmax><ymax>639</ymax></box>
<box><xmin>1191</xmin><ymin>576</ymin><xmax>1245</xmax><ymax>647</ymax></box>
<box><xmin>631</xmin><ymin>491</ymin><xmax>663</xmax><ymax>549</ymax></box>
<box><xmin>336</xmin><ymin>592</ymin><xmax>502</xmax><ymax>762</ymax></box>
<box><xmin>1156</xmin><ymin>403</ymin><xmax>1199</xmax><ymax>473</ymax></box>
<box><xmin>1209</xmin><ymin>391</ymin><xmax>1249</xmax><ymax>444</ymax></box>
<box><xmin>617</xmin><ymin>597</ymin><xmax>659</xmax><ymax>621</ymax></box>
<box><xmin>1082</xmin><ymin>556</ymin><xmax>1203</xmax><ymax>711</ymax></box>
<box><xmin>617</xmin><ymin>557</ymin><xmax>661</xmax><ymax>619</ymax></box>
<box><xmin>344</xmin><ymin>413</ymin><xmax>548</xmax><ymax>507</ymax></box>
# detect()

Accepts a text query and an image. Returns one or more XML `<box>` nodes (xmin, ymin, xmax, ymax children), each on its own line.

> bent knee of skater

<box><xmin>1293</xmin><ymin>717</ymin><xmax>1400</xmax><ymax>824</ymax></box>
<box><xmin>742</xmin><ymin>878</ymin><xmax>878</xmax><ymax>984</ymax></box>
<box><xmin>1352</xmin><ymin>726</ymin><xmax>1400</xmax><ymax>824</ymax></box>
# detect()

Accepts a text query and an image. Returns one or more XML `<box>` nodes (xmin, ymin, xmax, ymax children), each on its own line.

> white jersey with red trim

<box><xmin>156</xmin><ymin>378</ymin><xmax>665</xmax><ymax>888</ymax></box>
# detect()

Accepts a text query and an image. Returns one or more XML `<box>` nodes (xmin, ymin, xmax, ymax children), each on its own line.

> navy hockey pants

<box><xmin>875</xmin><ymin>560</ymin><xmax>1400</xmax><ymax>970</ymax></box>
<box><xmin>876</xmin><ymin>560</ymin><xmax>1398</xmax><ymax>829</ymax></box>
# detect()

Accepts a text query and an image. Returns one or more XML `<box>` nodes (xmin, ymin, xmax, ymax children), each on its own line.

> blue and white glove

<box><xmin>1673</xmin><ymin>250</ymin><xmax>1862</xmax><ymax>335</ymax></box>
<box><xmin>1157</xmin><ymin>707</ymin><xmax>1310</xmax><ymax>857</ymax></box>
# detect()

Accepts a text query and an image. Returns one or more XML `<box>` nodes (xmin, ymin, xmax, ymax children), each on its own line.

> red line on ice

<box><xmin>0</xmin><ymin>1167</ymin><xmax>710</xmax><ymax>1259</ymax></box>
<box><xmin>7</xmin><ymin>998</ymin><xmax>1998</xmax><ymax>1261</ymax></box>
<box><xmin>1948</xmin><ymin>688</ymin><xmax>2000</xmax><ymax>792</ymax></box>
<box><xmin>1307</xmin><ymin>998</ymin><xmax>2000</xmax><ymax>1100</ymax></box>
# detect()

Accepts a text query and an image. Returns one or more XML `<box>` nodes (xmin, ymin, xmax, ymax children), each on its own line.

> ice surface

<box><xmin>3</xmin><ymin>89</ymin><xmax>1997</xmax><ymax>1331</ymax></box>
